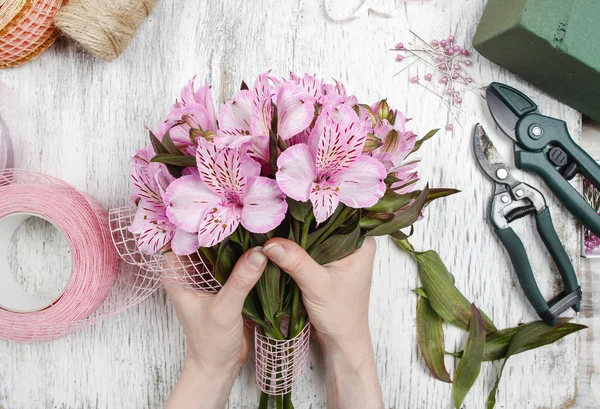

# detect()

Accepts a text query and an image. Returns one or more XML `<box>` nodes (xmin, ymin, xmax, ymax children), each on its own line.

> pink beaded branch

<box><xmin>393</xmin><ymin>31</ymin><xmax>483</xmax><ymax>131</ymax></box>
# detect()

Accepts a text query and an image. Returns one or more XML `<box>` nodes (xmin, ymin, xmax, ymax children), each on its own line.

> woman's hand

<box><xmin>163</xmin><ymin>247</ymin><xmax>268</xmax><ymax>409</ymax></box>
<box><xmin>262</xmin><ymin>237</ymin><xmax>384</xmax><ymax>409</ymax></box>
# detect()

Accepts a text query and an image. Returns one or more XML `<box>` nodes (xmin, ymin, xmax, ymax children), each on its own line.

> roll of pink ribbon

<box><xmin>0</xmin><ymin>169</ymin><xmax>160</xmax><ymax>342</ymax></box>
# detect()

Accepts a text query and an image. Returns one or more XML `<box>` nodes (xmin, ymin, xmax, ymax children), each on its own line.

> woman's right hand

<box><xmin>262</xmin><ymin>237</ymin><xmax>384</xmax><ymax>409</ymax></box>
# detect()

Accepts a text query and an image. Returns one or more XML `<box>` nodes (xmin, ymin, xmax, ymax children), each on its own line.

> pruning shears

<box><xmin>473</xmin><ymin>124</ymin><xmax>581</xmax><ymax>325</ymax></box>
<box><xmin>487</xmin><ymin>82</ymin><xmax>600</xmax><ymax>238</ymax></box>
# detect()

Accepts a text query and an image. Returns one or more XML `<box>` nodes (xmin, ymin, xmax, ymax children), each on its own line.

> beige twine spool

<box><xmin>54</xmin><ymin>0</ymin><xmax>158</xmax><ymax>61</ymax></box>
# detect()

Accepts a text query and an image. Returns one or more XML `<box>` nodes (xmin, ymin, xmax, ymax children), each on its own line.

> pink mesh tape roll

<box><xmin>0</xmin><ymin>0</ymin><xmax>65</xmax><ymax>68</ymax></box>
<box><xmin>0</xmin><ymin>169</ymin><xmax>161</xmax><ymax>342</ymax></box>
<box><xmin>108</xmin><ymin>206</ymin><xmax>219</xmax><ymax>292</ymax></box>
<box><xmin>255</xmin><ymin>323</ymin><xmax>311</xmax><ymax>396</ymax></box>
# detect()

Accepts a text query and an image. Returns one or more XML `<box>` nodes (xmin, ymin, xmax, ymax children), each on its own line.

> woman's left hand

<box><xmin>163</xmin><ymin>247</ymin><xmax>268</xmax><ymax>409</ymax></box>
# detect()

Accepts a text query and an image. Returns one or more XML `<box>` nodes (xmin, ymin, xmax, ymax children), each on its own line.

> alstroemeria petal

<box><xmin>276</xmin><ymin>144</ymin><xmax>316</xmax><ymax>202</ymax></box>
<box><xmin>164</xmin><ymin>175</ymin><xmax>221</xmax><ymax>232</ymax></box>
<box><xmin>131</xmin><ymin>161</ymin><xmax>163</xmax><ymax>206</ymax></box>
<box><xmin>171</xmin><ymin>228</ymin><xmax>199</xmax><ymax>256</ymax></box>
<box><xmin>314</xmin><ymin>108</ymin><xmax>366</xmax><ymax>177</ymax></box>
<box><xmin>179</xmin><ymin>76</ymin><xmax>197</xmax><ymax>105</ymax></box>
<box><xmin>289</xmin><ymin>73</ymin><xmax>323</xmax><ymax>100</ymax></box>
<box><xmin>195</xmin><ymin>139</ymin><xmax>224</xmax><ymax>195</ymax></box>
<box><xmin>135</xmin><ymin>211</ymin><xmax>175</xmax><ymax>254</ymax></box>
<box><xmin>194</xmin><ymin>85</ymin><xmax>217</xmax><ymax>131</ymax></box>
<box><xmin>214</xmin><ymin>148</ymin><xmax>246</xmax><ymax>200</ymax></box>
<box><xmin>337</xmin><ymin>155</ymin><xmax>386</xmax><ymax>208</ymax></box>
<box><xmin>309</xmin><ymin>182</ymin><xmax>340</xmax><ymax>224</ymax></box>
<box><xmin>197</xmin><ymin>205</ymin><xmax>242</xmax><ymax>247</ymax></box>
<box><xmin>166</xmin><ymin>103</ymin><xmax>213</xmax><ymax>145</ymax></box>
<box><xmin>217</xmin><ymin>89</ymin><xmax>254</xmax><ymax>139</ymax></box>
<box><xmin>241</xmin><ymin>177</ymin><xmax>287</xmax><ymax>233</ymax></box>
<box><xmin>276</xmin><ymin>84</ymin><xmax>315</xmax><ymax>140</ymax></box>
<box><xmin>251</xmin><ymin>96</ymin><xmax>273</xmax><ymax>138</ymax></box>
<box><xmin>240</xmin><ymin>150</ymin><xmax>261</xmax><ymax>179</ymax></box>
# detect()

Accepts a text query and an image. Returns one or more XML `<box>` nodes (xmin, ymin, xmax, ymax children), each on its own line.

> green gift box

<box><xmin>473</xmin><ymin>0</ymin><xmax>600</xmax><ymax>122</ymax></box>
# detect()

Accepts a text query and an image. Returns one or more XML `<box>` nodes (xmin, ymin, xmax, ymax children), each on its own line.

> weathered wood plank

<box><xmin>0</xmin><ymin>0</ymin><xmax>590</xmax><ymax>408</ymax></box>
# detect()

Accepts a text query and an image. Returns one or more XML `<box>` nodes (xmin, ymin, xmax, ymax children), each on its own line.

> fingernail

<box><xmin>248</xmin><ymin>247</ymin><xmax>267</xmax><ymax>268</ymax></box>
<box><xmin>263</xmin><ymin>243</ymin><xmax>284</xmax><ymax>260</ymax></box>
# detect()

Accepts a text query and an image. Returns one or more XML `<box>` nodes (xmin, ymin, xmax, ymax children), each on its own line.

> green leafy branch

<box><xmin>398</xmin><ymin>239</ymin><xmax>587</xmax><ymax>409</ymax></box>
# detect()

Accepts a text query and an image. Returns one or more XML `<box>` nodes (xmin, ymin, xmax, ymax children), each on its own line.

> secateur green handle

<box><xmin>515</xmin><ymin>114</ymin><xmax>600</xmax><ymax>237</ymax></box>
<box><xmin>495</xmin><ymin>208</ymin><xmax>581</xmax><ymax>325</ymax></box>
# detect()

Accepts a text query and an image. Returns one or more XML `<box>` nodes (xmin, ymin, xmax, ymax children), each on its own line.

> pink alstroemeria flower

<box><xmin>276</xmin><ymin>105</ymin><xmax>387</xmax><ymax>223</ymax></box>
<box><xmin>164</xmin><ymin>140</ymin><xmax>288</xmax><ymax>247</ymax></box>
<box><xmin>156</xmin><ymin>78</ymin><xmax>218</xmax><ymax>145</ymax></box>
<box><xmin>129</xmin><ymin>147</ymin><xmax>199</xmax><ymax>255</ymax></box>
<box><xmin>371</xmin><ymin>120</ymin><xmax>417</xmax><ymax>171</ymax></box>
<box><xmin>215</xmin><ymin>73</ymin><xmax>315</xmax><ymax>167</ymax></box>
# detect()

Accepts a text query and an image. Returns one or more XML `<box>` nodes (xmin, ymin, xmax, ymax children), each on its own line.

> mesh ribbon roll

<box><xmin>0</xmin><ymin>169</ymin><xmax>161</xmax><ymax>342</ymax></box>
<box><xmin>0</xmin><ymin>0</ymin><xmax>66</xmax><ymax>68</ymax></box>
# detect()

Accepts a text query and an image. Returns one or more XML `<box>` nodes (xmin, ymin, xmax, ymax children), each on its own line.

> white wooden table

<box><xmin>0</xmin><ymin>0</ymin><xmax>597</xmax><ymax>408</ymax></box>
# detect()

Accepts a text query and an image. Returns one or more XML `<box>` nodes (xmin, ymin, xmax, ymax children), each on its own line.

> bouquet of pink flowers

<box><xmin>123</xmin><ymin>71</ymin><xmax>457</xmax><ymax>407</ymax></box>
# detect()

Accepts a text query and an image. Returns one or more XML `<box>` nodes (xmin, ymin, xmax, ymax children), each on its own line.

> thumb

<box><xmin>215</xmin><ymin>246</ymin><xmax>267</xmax><ymax>317</ymax></box>
<box><xmin>262</xmin><ymin>238</ymin><xmax>325</xmax><ymax>297</ymax></box>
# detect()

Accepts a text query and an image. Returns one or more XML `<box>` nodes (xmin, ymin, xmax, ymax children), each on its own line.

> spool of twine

<box><xmin>54</xmin><ymin>0</ymin><xmax>158</xmax><ymax>62</ymax></box>
<box><xmin>0</xmin><ymin>0</ymin><xmax>65</xmax><ymax>68</ymax></box>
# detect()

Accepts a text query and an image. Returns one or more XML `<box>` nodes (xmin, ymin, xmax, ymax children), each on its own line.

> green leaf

<box><xmin>426</xmin><ymin>188</ymin><xmax>461</xmax><ymax>206</ymax></box>
<box><xmin>149</xmin><ymin>130</ymin><xmax>169</xmax><ymax>155</ymax></box>
<box><xmin>453</xmin><ymin>304</ymin><xmax>485</xmax><ymax>409</ymax></box>
<box><xmin>359</xmin><ymin>215</ymin><xmax>386</xmax><ymax>229</ymax></box>
<box><xmin>390</xmin><ymin>227</ymin><xmax>413</xmax><ymax>241</ymax></box>
<box><xmin>416</xmin><ymin>297</ymin><xmax>451</xmax><ymax>383</ymax></box>
<box><xmin>287</xmin><ymin>199</ymin><xmax>313</xmax><ymax>223</ymax></box>
<box><xmin>269</xmin><ymin>129</ymin><xmax>278</xmax><ymax>173</ymax></box>
<box><xmin>450</xmin><ymin>318</ymin><xmax>586</xmax><ymax>362</ymax></box>
<box><xmin>367</xmin><ymin>190</ymin><xmax>419</xmax><ymax>213</ymax></box>
<box><xmin>309</xmin><ymin>214</ymin><xmax>361</xmax><ymax>265</ymax></box>
<box><xmin>256</xmin><ymin>261</ymin><xmax>281</xmax><ymax>324</ymax></box>
<box><xmin>402</xmin><ymin>246</ymin><xmax>496</xmax><ymax>332</ymax></box>
<box><xmin>413</xmin><ymin>287</ymin><xmax>428</xmax><ymax>298</ymax></box>
<box><xmin>162</xmin><ymin>131</ymin><xmax>184</xmax><ymax>156</ymax></box>
<box><xmin>411</xmin><ymin>128</ymin><xmax>439</xmax><ymax>154</ymax></box>
<box><xmin>243</xmin><ymin>290</ymin><xmax>266</xmax><ymax>327</ymax></box>
<box><xmin>486</xmin><ymin>319</ymin><xmax>587</xmax><ymax>408</ymax></box>
<box><xmin>213</xmin><ymin>239</ymin><xmax>238</xmax><ymax>284</ymax></box>
<box><xmin>366</xmin><ymin>185</ymin><xmax>429</xmax><ymax>237</ymax></box>
<box><xmin>384</xmin><ymin>175</ymin><xmax>402</xmax><ymax>186</ymax></box>
<box><xmin>151</xmin><ymin>154</ymin><xmax>197</xmax><ymax>167</ymax></box>
<box><xmin>306</xmin><ymin>205</ymin><xmax>344</xmax><ymax>249</ymax></box>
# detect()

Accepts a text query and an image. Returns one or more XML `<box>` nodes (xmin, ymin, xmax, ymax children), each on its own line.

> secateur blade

<box><xmin>473</xmin><ymin>123</ymin><xmax>519</xmax><ymax>187</ymax></box>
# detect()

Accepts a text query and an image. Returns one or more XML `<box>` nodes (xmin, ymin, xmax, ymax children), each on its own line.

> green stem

<box><xmin>258</xmin><ymin>391</ymin><xmax>270</xmax><ymax>409</ymax></box>
<box><xmin>308</xmin><ymin>207</ymin><xmax>355</xmax><ymax>252</ymax></box>
<box><xmin>242</xmin><ymin>228</ymin><xmax>251</xmax><ymax>251</ymax></box>
<box><xmin>282</xmin><ymin>220</ymin><xmax>311</xmax><ymax>409</ymax></box>
<box><xmin>276</xmin><ymin>395</ymin><xmax>284</xmax><ymax>409</ymax></box>
<box><xmin>283</xmin><ymin>393</ymin><xmax>294</xmax><ymax>409</ymax></box>
<box><xmin>397</xmin><ymin>238</ymin><xmax>415</xmax><ymax>253</ymax></box>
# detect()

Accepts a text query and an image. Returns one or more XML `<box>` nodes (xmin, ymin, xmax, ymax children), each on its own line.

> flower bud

<box><xmin>359</xmin><ymin>104</ymin><xmax>377</xmax><ymax>128</ymax></box>
<box><xmin>202</xmin><ymin>130</ymin><xmax>216</xmax><ymax>142</ymax></box>
<box><xmin>363</xmin><ymin>133</ymin><xmax>383</xmax><ymax>153</ymax></box>
<box><xmin>376</xmin><ymin>99</ymin><xmax>390</xmax><ymax>120</ymax></box>
<box><xmin>189</xmin><ymin>128</ymin><xmax>203</xmax><ymax>142</ymax></box>
<box><xmin>382</xmin><ymin>129</ymin><xmax>400</xmax><ymax>154</ymax></box>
